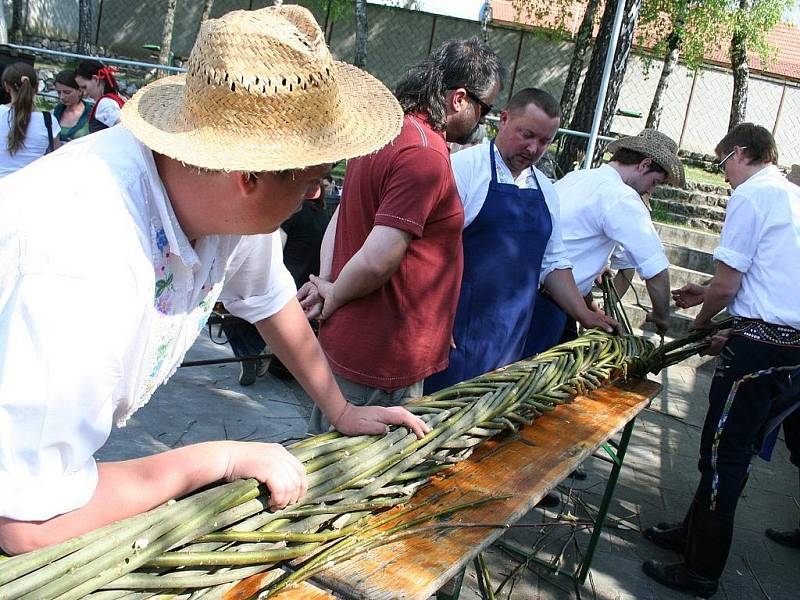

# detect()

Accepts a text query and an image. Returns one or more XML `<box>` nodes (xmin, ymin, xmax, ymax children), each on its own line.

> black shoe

<box><xmin>765</xmin><ymin>527</ymin><xmax>800</xmax><ymax>549</ymax></box>
<box><xmin>642</xmin><ymin>560</ymin><xmax>718</xmax><ymax>598</ymax></box>
<box><xmin>643</xmin><ymin>524</ymin><xmax>686</xmax><ymax>552</ymax></box>
<box><xmin>238</xmin><ymin>359</ymin><xmax>257</xmax><ymax>386</ymax></box>
<box><xmin>535</xmin><ymin>492</ymin><xmax>560</xmax><ymax>509</ymax></box>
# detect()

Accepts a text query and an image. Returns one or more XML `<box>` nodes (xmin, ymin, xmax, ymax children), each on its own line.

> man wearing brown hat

<box><xmin>0</xmin><ymin>6</ymin><xmax>427</xmax><ymax>554</ymax></box>
<box><xmin>523</xmin><ymin>128</ymin><xmax>684</xmax><ymax>356</ymax></box>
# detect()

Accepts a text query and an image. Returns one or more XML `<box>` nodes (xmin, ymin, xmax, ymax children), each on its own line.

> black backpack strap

<box><xmin>42</xmin><ymin>111</ymin><xmax>54</xmax><ymax>153</ymax></box>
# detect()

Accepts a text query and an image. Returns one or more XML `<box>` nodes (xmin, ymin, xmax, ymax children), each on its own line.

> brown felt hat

<box><xmin>607</xmin><ymin>129</ymin><xmax>686</xmax><ymax>188</ymax></box>
<box><xmin>121</xmin><ymin>5</ymin><xmax>403</xmax><ymax>171</ymax></box>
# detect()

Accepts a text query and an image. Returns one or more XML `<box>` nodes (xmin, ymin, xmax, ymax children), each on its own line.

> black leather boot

<box><xmin>643</xmin><ymin>493</ymin><xmax>697</xmax><ymax>553</ymax></box>
<box><xmin>643</xmin><ymin>505</ymin><xmax>732</xmax><ymax>598</ymax></box>
<box><xmin>765</xmin><ymin>472</ymin><xmax>800</xmax><ymax>549</ymax></box>
<box><xmin>765</xmin><ymin>526</ymin><xmax>800</xmax><ymax>549</ymax></box>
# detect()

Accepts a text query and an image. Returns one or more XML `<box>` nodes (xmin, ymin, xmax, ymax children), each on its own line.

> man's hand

<box><xmin>297</xmin><ymin>280</ymin><xmax>323</xmax><ymax>320</ymax></box>
<box><xmin>331</xmin><ymin>403</ymin><xmax>431</xmax><ymax>439</ymax></box>
<box><xmin>578</xmin><ymin>310</ymin><xmax>619</xmax><ymax>334</ymax></box>
<box><xmin>223</xmin><ymin>441</ymin><xmax>308</xmax><ymax>510</ymax></box>
<box><xmin>309</xmin><ymin>275</ymin><xmax>341</xmax><ymax>320</ymax></box>
<box><xmin>701</xmin><ymin>328</ymin><xmax>731</xmax><ymax>356</ymax></box>
<box><xmin>645</xmin><ymin>311</ymin><xmax>670</xmax><ymax>335</ymax></box>
<box><xmin>672</xmin><ymin>283</ymin><xmax>706</xmax><ymax>309</ymax></box>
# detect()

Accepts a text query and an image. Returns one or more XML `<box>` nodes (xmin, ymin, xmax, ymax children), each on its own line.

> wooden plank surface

<box><xmin>222</xmin><ymin>575</ymin><xmax>338</xmax><ymax>600</ymax></box>
<box><xmin>311</xmin><ymin>378</ymin><xmax>661</xmax><ymax>600</ymax></box>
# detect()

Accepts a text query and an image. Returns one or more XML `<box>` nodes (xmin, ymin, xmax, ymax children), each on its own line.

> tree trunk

<box><xmin>560</xmin><ymin>0</ymin><xmax>601</xmax><ymax>123</ymax></box>
<box><xmin>558</xmin><ymin>0</ymin><xmax>642</xmax><ymax>175</ymax></box>
<box><xmin>10</xmin><ymin>0</ymin><xmax>26</xmax><ymax>43</ymax></box>
<box><xmin>645</xmin><ymin>1</ymin><xmax>687</xmax><ymax>130</ymax></box>
<box><xmin>728</xmin><ymin>0</ymin><xmax>749</xmax><ymax>131</ymax></box>
<box><xmin>159</xmin><ymin>0</ymin><xmax>178</xmax><ymax>71</ymax></box>
<box><xmin>355</xmin><ymin>0</ymin><xmax>368</xmax><ymax>70</ymax></box>
<box><xmin>77</xmin><ymin>0</ymin><xmax>93</xmax><ymax>55</ymax></box>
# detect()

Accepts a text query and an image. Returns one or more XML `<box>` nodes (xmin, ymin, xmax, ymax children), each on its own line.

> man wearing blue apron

<box><xmin>425</xmin><ymin>88</ymin><xmax>616</xmax><ymax>393</ymax></box>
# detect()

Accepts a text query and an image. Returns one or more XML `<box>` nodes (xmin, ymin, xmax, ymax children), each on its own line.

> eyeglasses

<box><xmin>464</xmin><ymin>88</ymin><xmax>493</xmax><ymax>118</ymax></box>
<box><xmin>714</xmin><ymin>146</ymin><xmax>746</xmax><ymax>172</ymax></box>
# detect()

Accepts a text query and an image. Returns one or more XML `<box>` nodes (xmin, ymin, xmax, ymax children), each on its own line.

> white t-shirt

<box><xmin>555</xmin><ymin>164</ymin><xmax>669</xmax><ymax>296</ymax></box>
<box><xmin>450</xmin><ymin>141</ymin><xmax>572</xmax><ymax>281</ymax></box>
<box><xmin>0</xmin><ymin>105</ymin><xmax>60</xmax><ymax>178</ymax></box>
<box><xmin>713</xmin><ymin>165</ymin><xmax>800</xmax><ymax>329</ymax></box>
<box><xmin>0</xmin><ymin>126</ymin><xmax>296</xmax><ymax>520</ymax></box>
<box><xmin>93</xmin><ymin>96</ymin><xmax>123</xmax><ymax>128</ymax></box>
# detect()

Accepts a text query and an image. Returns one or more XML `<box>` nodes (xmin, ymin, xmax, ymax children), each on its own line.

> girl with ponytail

<box><xmin>0</xmin><ymin>62</ymin><xmax>60</xmax><ymax>178</ymax></box>
<box><xmin>75</xmin><ymin>59</ymin><xmax>127</xmax><ymax>133</ymax></box>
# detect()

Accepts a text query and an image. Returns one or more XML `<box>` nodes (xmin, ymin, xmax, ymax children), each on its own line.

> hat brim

<box><xmin>120</xmin><ymin>62</ymin><xmax>403</xmax><ymax>172</ymax></box>
<box><xmin>606</xmin><ymin>137</ymin><xmax>685</xmax><ymax>188</ymax></box>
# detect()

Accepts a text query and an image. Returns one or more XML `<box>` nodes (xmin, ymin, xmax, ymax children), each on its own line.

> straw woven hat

<box><xmin>121</xmin><ymin>5</ymin><xmax>403</xmax><ymax>172</ymax></box>
<box><xmin>606</xmin><ymin>129</ymin><xmax>685</xmax><ymax>188</ymax></box>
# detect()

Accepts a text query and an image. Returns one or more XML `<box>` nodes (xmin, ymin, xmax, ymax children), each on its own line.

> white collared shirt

<box><xmin>450</xmin><ymin>141</ymin><xmax>571</xmax><ymax>280</ymax></box>
<box><xmin>0</xmin><ymin>126</ymin><xmax>295</xmax><ymax>520</ymax></box>
<box><xmin>555</xmin><ymin>164</ymin><xmax>669</xmax><ymax>296</ymax></box>
<box><xmin>714</xmin><ymin>165</ymin><xmax>800</xmax><ymax>328</ymax></box>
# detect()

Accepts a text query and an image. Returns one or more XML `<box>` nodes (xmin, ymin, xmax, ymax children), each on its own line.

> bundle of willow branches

<box><xmin>0</xmin><ymin>324</ymin><xmax>721</xmax><ymax>600</ymax></box>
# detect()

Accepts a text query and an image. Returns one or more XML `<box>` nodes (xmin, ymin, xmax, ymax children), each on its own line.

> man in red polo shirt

<box><xmin>300</xmin><ymin>38</ymin><xmax>505</xmax><ymax>432</ymax></box>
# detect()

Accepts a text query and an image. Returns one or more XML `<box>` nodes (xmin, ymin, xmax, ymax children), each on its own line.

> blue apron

<box><xmin>523</xmin><ymin>289</ymin><xmax>569</xmax><ymax>357</ymax></box>
<box><xmin>425</xmin><ymin>141</ymin><xmax>552</xmax><ymax>393</ymax></box>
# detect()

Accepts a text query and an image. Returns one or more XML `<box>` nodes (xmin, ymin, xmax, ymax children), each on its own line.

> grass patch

<box><xmin>683</xmin><ymin>164</ymin><xmax>727</xmax><ymax>187</ymax></box>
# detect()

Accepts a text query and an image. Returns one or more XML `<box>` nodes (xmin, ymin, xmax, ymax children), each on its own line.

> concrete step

<box><xmin>654</xmin><ymin>222</ymin><xmax>720</xmax><ymax>254</ymax></box>
<box><xmin>620</xmin><ymin>278</ymin><xmax>701</xmax><ymax>318</ymax></box>
<box><xmin>622</xmin><ymin>302</ymin><xmax>696</xmax><ymax>338</ymax></box>
<box><xmin>663</xmin><ymin>242</ymin><xmax>715</xmax><ymax>275</ymax></box>
<box><xmin>652</xmin><ymin>185</ymin><xmax>730</xmax><ymax>209</ymax></box>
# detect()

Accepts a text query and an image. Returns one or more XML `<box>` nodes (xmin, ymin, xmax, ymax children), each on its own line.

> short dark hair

<box><xmin>505</xmin><ymin>87</ymin><xmax>561</xmax><ymax>120</ymax></box>
<box><xmin>55</xmin><ymin>69</ymin><xmax>79</xmax><ymax>90</ymax></box>
<box><xmin>715</xmin><ymin>123</ymin><xmax>778</xmax><ymax>165</ymax></box>
<box><xmin>610</xmin><ymin>148</ymin><xmax>667</xmax><ymax>176</ymax></box>
<box><xmin>395</xmin><ymin>37</ymin><xmax>505</xmax><ymax>130</ymax></box>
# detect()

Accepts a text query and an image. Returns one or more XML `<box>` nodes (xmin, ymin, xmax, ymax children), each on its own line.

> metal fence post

<box><xmin>507</xmin><ymin>30</ymin><xmax>524</xmax><ymax>102</ymax></box>
<box><xmin>678</xmin><ymin>68</ymin><xmax>699</xmax><ymax>150</ymax></box>
<box><xmin>427</xmin><ymin>14</ymin><xmax>437</xmax><ymax>55</ymax></box>
<box><xmin>772</xmin><ymin>79</ymin><xmax>788</xmax><ymax>137</ymax></box>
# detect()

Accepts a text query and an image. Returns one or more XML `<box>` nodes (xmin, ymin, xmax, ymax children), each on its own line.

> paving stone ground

<box><xmin>100</xmin><ymin>333</ymin><xmax>799</xmax><ymax>600</ymax></box>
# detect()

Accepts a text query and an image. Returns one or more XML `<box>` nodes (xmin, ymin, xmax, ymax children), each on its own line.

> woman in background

<box><xmin>0</xmin><ymin>62</ymin><xmax>59</xmax><ymax>178</ymax></box>
<box><xmin>53</xmin><ymin>69</ymin><xmax>91</xmax><ymax>142</ymax></box>
<box><xmin>75</xmin><ymin>59</ymin><xmax>126</xmax><ymax>132</ymax></box>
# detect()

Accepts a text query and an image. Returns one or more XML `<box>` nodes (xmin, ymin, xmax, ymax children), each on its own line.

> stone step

<box><xmin>654</xmin><ymin>222</ymin><xmax>720</xmax><ymax>254</ymax></box>
<box><xmin>663</xmin><ymin>242</ymin><xmax>715</xmax><ymax>275</ymax></box>
<box><xmin>653</xmin><ymin>212</ymin><xmax>723</xmax><ymax>233</ymax></box>
<box><xmin>651</xmin><ymin>198</ymin><xmax>727</xmax><ymax>221</ymax></box>
<box><xmin>652</xmin><ymin>185</ymin><xmax>730</xmax><ymax>209</ymax></box>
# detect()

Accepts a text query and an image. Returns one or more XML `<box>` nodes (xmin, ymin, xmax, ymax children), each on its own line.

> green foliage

<box><xmin>730</xmin><ymin>0</ymin><xmax>796</xmax><ymax>68</ymax></box>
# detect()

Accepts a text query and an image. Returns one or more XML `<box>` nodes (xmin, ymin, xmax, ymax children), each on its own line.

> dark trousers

<box><xmin>696</xmin><ymin>335</ymin><xmax>800</xmax><ymax>517</ymax></box>
<box><xmin>221</xmin><ymin>315</ymin><xmax>266</xmax><ymax>358</ymax></box>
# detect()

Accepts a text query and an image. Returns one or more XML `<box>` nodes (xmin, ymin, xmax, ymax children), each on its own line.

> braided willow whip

<box><xmin>0</xmin><ymin>326</ymin><xmax>722</xmax><ymax>599</ymax></box>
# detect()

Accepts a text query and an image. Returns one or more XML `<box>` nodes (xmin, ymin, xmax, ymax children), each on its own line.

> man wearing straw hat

<box><xmin>299</xmin><ymin>38</ymin><xmax>506</xmax><ymax>433</ymax></box>
<box><xmin>0</xmin><ymin>6</ymin><xmax>427</xmax><ymax>554</ymax></box>
<box><xmin>523</xmin><ymin>128</ymin><xmax>683</xmax><ymax>357</ymax></box>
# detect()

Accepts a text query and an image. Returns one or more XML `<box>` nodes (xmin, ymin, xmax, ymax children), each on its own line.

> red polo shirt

<box><xmin>319</xmin><ymin>114</ymin><xmax>464</xmax><ymax>390</ymax></box>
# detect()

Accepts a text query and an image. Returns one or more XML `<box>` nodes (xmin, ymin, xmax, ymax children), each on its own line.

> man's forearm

<box><xmin>544</xmin><ymin>268</ymin><xmax>591</xmax><ymax>321</ymax></box>
<box><xmin>319</xmin><ymin>205</ymin><xmax>338</xmax><ymax>280</ymax></box>
<box><xmin>644</xmin><ymin>269</ymin><xmax>671</xmax><ymax>320</ymax></box>
<box><xmin>694</xmin><ymin>284</ymin><xmax>736</xmax><ymax>325</ymax></box>
<box><xmin>0</xmin><ymin>442</ymin><xmax>234</xmax><ymax>555</ymax></box>
<box><xmin>256</xmin><ymin>298</ymin><xmax>348</xmax><ymax>422</ymax></box>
